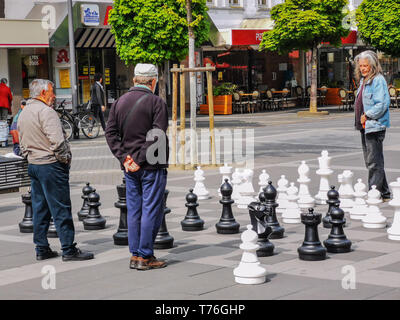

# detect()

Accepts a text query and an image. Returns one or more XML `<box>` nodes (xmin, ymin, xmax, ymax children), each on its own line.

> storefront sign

<box><xmin>59</xmin><ymin>69</ymin><xmax>71</xmax><ymax>88</ymax></box>
<box><xmin>231</xmin><ymin>29</ymin><xmax>269</xmax><ymax>46</ymax></box>
<box><xmin>83</xmin><ymin>66</ymin><xmax>89</xmax><ymax>75</ymax></box>
<box><xmin>81</xmin><ymin>4</ymin><xmax>100</xmax><ymax>26</ymax></box>
<box><xmin>103</xmin><ymin>6</ymin><xmax>113</xmax><ymax>25</ymax></box>
<box><xmin>90</xmin><ymin>66</ymin><xmax>95</xmax><ymax>75</ymax></box>
<box><xmin>56</xmin><ymin>49</ymin><xmax>69</xmax><ymax>64</ymax></box>
<box><xmin>105</xmin><ymin>68</ymin><xmax>111</xmax><ymax>85</ymax></box>
<box><xmin>28</xmin><ymin>55</ymin><xmax>40</xmax><ymax>66</ymax></box>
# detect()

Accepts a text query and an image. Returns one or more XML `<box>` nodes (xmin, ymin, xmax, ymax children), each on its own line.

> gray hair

<box><xmin>354</xmin><ymin>50</ymin><xmax>383</xmax><ymax>84</ymax></box>
<box><xmin>133</xmin><ymin>75</ymin><xmax>157</xmax><ymax>86</ymax></box>
<box><xmin>0</xmin><ymin>78</ymin><xmax>7</xmax><ymax>84</ymax></box>
<box><xmin>29</xmin><ymin>79</ymin><xmax>54</xmax><ymax>98</ymax></box>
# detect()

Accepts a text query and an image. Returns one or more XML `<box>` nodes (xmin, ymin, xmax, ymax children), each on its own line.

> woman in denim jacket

<box><xmin>354</xmin><ymin>50</ymin><xmax>391</xmax><ymax>200</ymax></box>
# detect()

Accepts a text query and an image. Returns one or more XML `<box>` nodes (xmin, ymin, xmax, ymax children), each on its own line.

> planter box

<box><xmin>325</xmin><ymin>88</ymin><xmax>341</xmax><ymax>105</ymax></box>
<box><xmin>200</xmin><ymin>95</ymin><xmax>232</xmax><ymax>115</ymax></box>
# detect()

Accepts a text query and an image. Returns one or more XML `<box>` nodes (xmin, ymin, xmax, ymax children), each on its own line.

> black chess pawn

<box><xmin>248</xmin><ymin>201</ymin><xmax>274</xmax><ymax>257</ymax></box>
<box><xmin>154</xmin><ymin>189</ymin><xmax>174</xmax><ymax>249</ymax></box>
<box><xmin>323</xmin><ymin>204</ymin><xmax>352</xmax><ymax>253</ymax></box>
<box><xmin>113</xmin><ymin>178</ymin><xmax>128</xmax><ymax>245</ymax></box>
<box><xmin>47</xmin><ymin>218</ymin><xmax>58</xmax><ymax>238</ymax></box>
<box><xmin>181</xmin><ymin>189</ymin><xmax>204</xmax><ymax>231</ymax></box>
<box><xmin>19</xmin><ymin>190</ymin><xmax>33</xmax><ymax>233</ymax></box>
<box><xmin>78</xmin><ymin>182</ymin><xmax>95</xmax><ymax>221</ymax></box>
<box><xmin>83</xmin><ymin>191</ymin><xmax>106</xmax><ymax>230</ymax></box>
<box><xmin>323</xmin><ymin>186</ymin><xmax>341</xmax><ymax>228</ymax></box>
<box><xmin>261</xmin><ymin>182</ymin><xmax>285</xmax><ymax>239</ymax></box>
<box><xmin>216</xmin><ymin>179</ymin><xmax>240</xmax><ymax>234</ymax></box>
<box><xmin>298</xmin><ymin>208</ymin><xmax>327</xmax><ymax>261</ymax></box>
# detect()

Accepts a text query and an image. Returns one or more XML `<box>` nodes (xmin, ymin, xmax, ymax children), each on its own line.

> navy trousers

<box><xmin>125</xmin><ymin>168</ymin><xmax>167</xmax><ymax>258</ymax></box>
<box><xmin>28</xmin><ymin>162</ymin><xmax>76</xmax><ymax>255</ymax></box>
<box><xmin>360</xmin><ymin>129</ymin><xmax>391</xmax><ymax>198</ymax></box>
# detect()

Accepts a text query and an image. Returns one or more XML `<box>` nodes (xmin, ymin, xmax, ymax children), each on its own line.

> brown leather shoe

<box><xmin>130</xmin><ymin>256</ymin><xmax>139</xmax><ymax>269</ymax></box>
<box><xmin>136</xmin><ymin>256</ymin><xmax>167</xmax><ymax>271</ymax></box>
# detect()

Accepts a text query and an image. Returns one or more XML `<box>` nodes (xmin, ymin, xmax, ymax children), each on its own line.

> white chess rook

<box><xmin>233</xmin><ymin>225</ymin><xmax>267</xmax><ymax>285</ymax></box>
<box><xmin>297</xmin><ymin>161</ymin><xmax>315</xmax><ymax>209</ymax></box>
<box><xmin>388</xmin><ymin>178</ymin><xmax>400</xmax><ymax>240</ymax></box>
<box><xmin>314</xmin><ymin>150</ymin><xmax>334</xmax><ymax>205</ymax></box>
<box><xmin>362</xmin><ymin>185</ymin><xmax>387</xmax><ymax>229</ymax></box>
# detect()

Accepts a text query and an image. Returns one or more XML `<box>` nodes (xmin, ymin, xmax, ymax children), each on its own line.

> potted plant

<box><xmin>201</xmin><ymin>82</ymin><xmax>238</xmax><ymax>115</ymax></box>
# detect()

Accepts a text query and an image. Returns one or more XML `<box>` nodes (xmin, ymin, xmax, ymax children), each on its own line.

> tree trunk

<box><xmin>186</xmin><ymin>0</ymin><xmax>198</xmax><ymax>166</ymax></box>
<box><xmin>158</xmin><ymin>65</ymin><xmax>167</xmax><ymax>102</ymax></box>
<box><xmin>309</xmin><ymin>46</ymin><xmax>318</xmax><ymax>113</ymax></box>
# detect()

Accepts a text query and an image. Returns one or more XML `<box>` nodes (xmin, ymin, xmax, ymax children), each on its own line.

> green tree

<box><xmin>356</xmin><ymin>0</ymin><xmax>400</xmax><ymax>57</ymax></box>
<box><xmin>108</xmin><ymin>0</ymin><xmax>209</xmax><ymax>100</ymax></box>
<box><xmin>260</xmin><ymin>0</ymin><xmax>349</xmax><ymax>113</ymax></box>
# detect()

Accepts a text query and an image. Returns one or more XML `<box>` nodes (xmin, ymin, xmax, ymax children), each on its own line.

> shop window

<box><xmin>21</xmin><ymin>48</ymin><xmax>49</xmax><ymax>99</ymax></box>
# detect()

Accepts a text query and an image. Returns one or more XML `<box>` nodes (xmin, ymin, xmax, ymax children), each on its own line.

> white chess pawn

<box><xmin>350</xmin><ymin>179</ymin><xmax>368</xmax><ymax>220</ymax></box>
<box><xmin>231</xmin><ymin>169</ymin><xmax>242</xmax><ymax>202</ymax></box>
<box><xmin>362</xmin><ymin>185</ymin><xmax>387</xmax><ymax>229</ymax></box>
<box><xmin>218</xmin><ymin>163</ymin><xmax>232</xmax><ymax>197</ymax></box>
<box><xmin>339</xmin><ymin>170</ymin><xmax>355</xmax><ymax>213</ymax></box>
<box><xmin>258</xmin><ymin>170</ymin><xmax>270</xmax><ymax>194</ymax></box>
<box><xmin>387</xmin><ymin>178</ymin><xmax>400</xmax><ymax>240</ymax></box>
<box><xmin>315</xmin><ymin>150</ymin><xmax>334</xmax><ymax>205</ymax></box>
<box><xmin>241</xmin><ymin>168</ymin><xmax>255</xmax><ymax>196</ymax></box>
<box><xmin>282</xmin><ymin>183</ymin><xmax>301</xmax><ymax>224</ymax></box>
<box><xmin>233</xmin><ymin>225</ymin><xmax>267</xmax><ymax>285</ymax></box>
<box><xmin>276</xmin><ymin>175</ymin><xmax>289</xmax><ymax>215</ymax></box>
<box><xmin>297</xmin><ymin>161</ymin><xmax>315</xmax><ymax>209</ymax></box>
<box><xmin>193</xmin><ymin>166</ymin><xmax>211</xmax><ymax>200</ymax></box>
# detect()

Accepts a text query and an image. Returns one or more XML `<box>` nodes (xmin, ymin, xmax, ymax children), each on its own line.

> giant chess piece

<box><xmin>315</xmin><ymin>150</ymin><xmax>334</xmax><ymax>205</ymax></box>
<box><xmin>248</xmin><ymin>200</ymin><xmax>274</xmax><ymax>257</ymax></box>
<box><xmin>83</xmin><ymin>191</ymin><xmax>106</xmax><ymax>230</ymax></box>
<box><xmin>216</xmin><ymin>179</ymin><xmax>240</xmax><ymax>234</ymax></box>
<box><xmin>282</xmin><ymin>182</ymin><xmax>301</xmax><ymax>224</ymax></box>
<box><xmin>47</xmin><ymin>218</ymin><xmax>58</xmax><ymax>238</ymax></box>
<box><xmin>350</xmin><ymin>179</ymin><xmax>368</xmax><ymax>220</ymax></box>
<box><xmin>339</xmin><ymin>170</ymin><xmax>355</xmax><ymax>213</ymax></box>
<box><xmin>323</xmin><ymin>186</ymin><xmax>340</xmax><ymax>228</ymax></box>
<box><xmin>181</xmin><ymin>189</ymin><xmax>204</xmax><ymax>231</ymax></box>
<box><xmin>276</xmin><ymin>175</ymin><xmax>289</xmax><ymax>215</ymax></box>
<box><xmin>193</xmin><ymin>166</ymin><xmax>211</xmax><ymax>200</ymax></box>
<box><xmin>19</xmin><ymin>190</ymin><xmax>33</xmax><ymax>233</ymax></box>
<box><xmin>388</xmin><ymin>178</ymin><xmax>400</xmax><ymax>241</ymax></box>
<box><xmin>298</xmin><ymin>208</ymin><xmax>327</xmax><ymax>261</ymax></box>
<box><xmin>78</xmin><ymin>182</ymin><xmax>95</xmax><ymax>221</ymax></box>
<box><xmin>233</xmin><ymin>225</ymin><xmax>267</xmax><ymax>285</ymax></box>
<box><xmin>362</xmin><ymin>185</ymin><xmax>387</xmax><ymax>229</ymax></box>
<box><xmin>231</xmin><ymin>169</ymin><xmax>242</xmax><ymax>202</ymax></box>
<box><xmin>260</xmin><ymin>182</ymin><xmax>285</xmax><ymax>239</ymax></box>
<box><xmin>323</xmin><ymin>204</ymin><xmax>352</xmax><ymax>253</ymax></box>
<box><xmin>258</xmin><ymin>170</ymin><xmax>270</xmax><ymax>194</ymax></box>
<box><xmin>218</xmin><ymin>163</ymin><xmax>232</xmax><ymax>197</ymax></box>
<box><xmin>154</xmin><ymin>189</ymin><xmax>174</xmax><ymax>249</ymax></box>
<box><xmin>241</xmin><ymin>168</ymin><xmax>255</xmax><ymax>196</ymax></box>
<box><xmin>113</xmin><ymin>178</ymin><xmax>128</xmax><ymax>246</ymax></box>
<box><xmin>297</xmin><ymin>161</ymin><xmax>315</xmax><ymax>209</ymax></box>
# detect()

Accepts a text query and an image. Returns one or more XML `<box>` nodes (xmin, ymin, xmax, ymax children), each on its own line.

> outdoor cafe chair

<box><xmin>318</xmin><ymin>86</ymin><xmax>328</xmax><ymax>107</ymax></box>
<box><xmin>265</xmin><ymin>89</ymin><xmax>276</xmax><ymax>111</ymax></box>
<box><xmin>338</xmin><ymin>88</ymin><xmax>351</xmax><ymax>111</ymax></box>
<box><xmin>389</xmin><ymin>86</ymin><xmax>400</xmax><ymax>108</ymax></box>
<box><xmin>233</xmin><ymin>92</ymin><xmax>248</xmax><ymax>114</ymax></box>
<box><xmin>295</xmin><ymin>86</ymin><xmax>305</xmax><ymax>106</ymax></box>
<box><xmin>249</xmin><ymin>91</ymin><xmax>261</xmax><ymax>113</ymax></box>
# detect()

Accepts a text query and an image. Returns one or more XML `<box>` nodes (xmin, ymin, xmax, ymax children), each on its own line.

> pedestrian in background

<box><xmin>0</xmin><ymin>78</ymin><xmax>12</xmax><ymax>120</ymax></box>
<box><xmin>105</xmin><ymin>64</ymin><xmax>169</xmax><ymax>271</ymax></box>
<box><xmin>90</xmin><ymin>73</ymin><xmax>106</xmax><ymax>132</ymax></box>
<box><xmin>18</xmin><ymin>79</ymin><xmax>94</xmax><ymax>261</ymax></box>
<box><xmin>10</xmin><ymin>100</ymin><xmax>26</xmax><ymax>156</ymax></box>
<box><xmin>354</xmin><ymin>50</ymin><xmax>391</xmax><ymax>201</ymax></box>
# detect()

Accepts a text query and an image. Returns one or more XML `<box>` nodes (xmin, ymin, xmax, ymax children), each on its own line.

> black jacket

<box><xmin>105</xmin><ymin>87</ymin><xmax>169</xmax><ymax>170</ymax></box>
<box><xmin>90</xmin><ymin>82</ymin><xmax>104</xmax><ymax>106</ymax></box>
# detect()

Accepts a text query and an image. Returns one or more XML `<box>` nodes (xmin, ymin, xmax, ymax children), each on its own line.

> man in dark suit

<box><xmin>90</xmin><ymin>73</ymin><xmax>106</xmax><ymax>131</ymax></box>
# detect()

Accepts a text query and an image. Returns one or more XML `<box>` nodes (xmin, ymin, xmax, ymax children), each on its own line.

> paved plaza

<box><xmin>0</xmin><ymin>106</ymin><xmax>399</xmax><ymax>300</ymax></box>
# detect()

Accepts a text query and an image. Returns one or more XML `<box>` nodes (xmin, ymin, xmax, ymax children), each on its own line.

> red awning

<box><xmin>231</xmin><ymin>29</ymin><xmax>269</xmax><ymax>46</ymax></box>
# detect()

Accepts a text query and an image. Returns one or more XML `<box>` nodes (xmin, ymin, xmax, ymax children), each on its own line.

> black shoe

<box><xmin>62</xmin><ymin>248</ymin><xmax>94</xmax><ymax>261</ymax></box>
<box><xmin>36</xmin><ymin>248</ymin><xmax>59</xmax><ymax>261</ymax></box>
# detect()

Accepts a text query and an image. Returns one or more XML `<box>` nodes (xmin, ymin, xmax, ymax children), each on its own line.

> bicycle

<box><xmin>54</xmin><ymin>100</ymin><xmax>100</xmax><ymax>140</ymax></box>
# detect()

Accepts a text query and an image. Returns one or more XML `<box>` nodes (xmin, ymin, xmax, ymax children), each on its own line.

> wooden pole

<box><xmin>171</xmin><ymin>64</ymin><xmax>178</xmax><ymax>167</ymax></box>
<box><xmin>206</xmin><ymin>64</ymin><xmax>216</xmax><ymax>167</ymax></box>
<box><xmin>179</xmin><ymin>64</ymin><xmax>186</xmax><ymax>170</ymax></box>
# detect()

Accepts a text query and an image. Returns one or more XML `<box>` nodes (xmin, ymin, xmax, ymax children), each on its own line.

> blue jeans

<box><xmin>28</xmin><ymin>162</ymin><xmax>76</xmax><ymax>255</ymax></box>
<box><xmin>360</xmin><ymin>130</ymin><xmax>391</xmax><ymax>198</ymax></box>
<box><xmin>125</xmin><ymin>168</ymin><xmax>167</xmax><ymax>258</ymax></box>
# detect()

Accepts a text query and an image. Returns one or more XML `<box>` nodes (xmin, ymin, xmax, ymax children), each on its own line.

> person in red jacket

<box><xmin>0</xmin><ymin>78</ymin><xmax>12</xmax><ymax>120</ymax></box>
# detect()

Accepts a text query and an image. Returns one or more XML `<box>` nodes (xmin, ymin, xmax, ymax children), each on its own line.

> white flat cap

<box><xmin>134</xmin><ymin>63</ymin><xmax>158</xmax><ymax>77</ymax></box>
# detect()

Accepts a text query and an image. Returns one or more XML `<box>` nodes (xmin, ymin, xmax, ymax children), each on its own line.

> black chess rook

<box><xmin>298</xmin><ymin>208</ymin><xmax>327</xmax><ymax>261</ymax></box>
<box><xmin>19</xmin><ymin>190</ymin><xmax>33</xmax><ymax>233</ymax></box>
<box><xmin>216</xmin><ymin>179</ymin><xmax>240</xmax><ymax>234</ymax></box>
